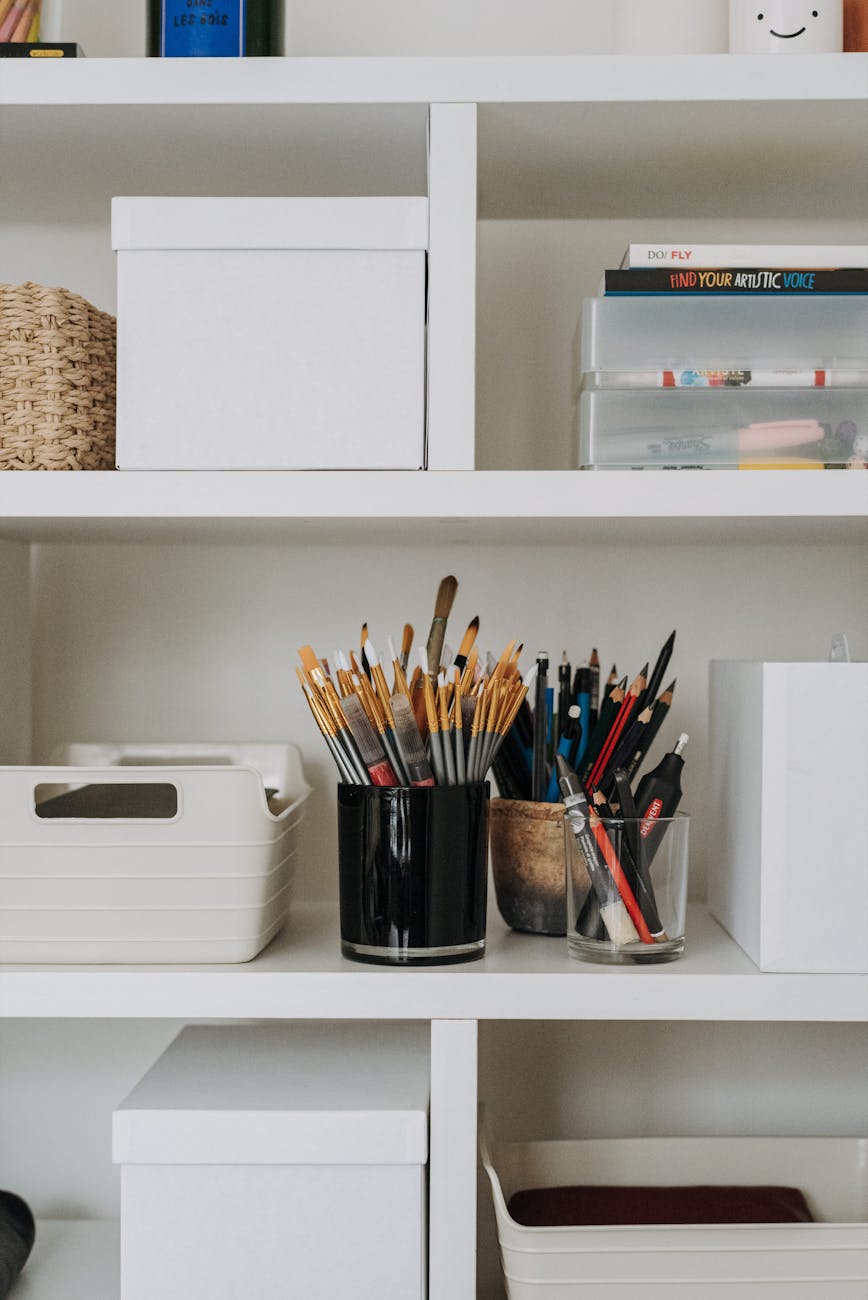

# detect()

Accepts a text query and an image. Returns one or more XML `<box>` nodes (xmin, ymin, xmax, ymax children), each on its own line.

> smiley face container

<box><xmin>730</xmin><ymin>0</ymin><xmax>843</xmax><ymax>52</ymax></box>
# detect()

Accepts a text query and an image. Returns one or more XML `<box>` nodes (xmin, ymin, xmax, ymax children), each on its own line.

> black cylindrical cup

<box><xmin>338</xmin><ymin>782</ymin><xmax>490</xmax><ymax>966</ymax></box>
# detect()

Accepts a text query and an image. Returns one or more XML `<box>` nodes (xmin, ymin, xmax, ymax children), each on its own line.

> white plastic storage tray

<box><xmin>575</xmin><ymin>296</ymin><xmax>868</xmax><ymax>392</ymax></box>
<box><xmin>113</xmin><ymin>196</ymin><xmax>428</xmax><ymax>470</ymax></box>
<box><xmin>0</xmin><ymin>743</ymin><xmax>310</xmax><ymax>963</ymax></box>
<box><xmin>481</xmin><ymin>1119</ymin><xmax>868</xmax><ymax>1300</ymax></box>
<box><xmin>576</xmin><ymin>387</ymin><xmax>867</xmax><ymax>468</ymax></box>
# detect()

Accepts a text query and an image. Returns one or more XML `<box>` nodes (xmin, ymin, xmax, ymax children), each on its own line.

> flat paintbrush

<box><xmin>438</xmin><ymin>672</ymin><xmax>457</xmax><ymax>785</ymax></box>
<box><xmin>452</xmin><ymin>670</ymin><xmax>467</xmax><ymax>784</ymax></box>
<box><xmin>400</xmin><ymin>623</ymin><xmax>414</xmax><ymax>673</ymax></box>
<box><xmin>296</xmin><ymin>669</ymin><xmax>358</xmax><ymax>783</ymax></box>
<box><xmin>341</xmin><ymin>693</ymin><xmax>398</xmax><ymax>786</ymax></box>
<box><xmin>419</xmin><ymin>648</ymin><xmax>446</xmax><ymax>784</ymax></box>
<box><xmin>425</xmin><ymin>574</ymin><xmax>458</xmax><ymax>677</ymax></box>
<box><xmin>390</xmin><ymin>693</ymin><xmax>435</xmax><ymax>786</ymax></box>
<box><xmin>453</xmin><ymin>616</ymin><xmax>479</xmax><ymax>673</ymax></box>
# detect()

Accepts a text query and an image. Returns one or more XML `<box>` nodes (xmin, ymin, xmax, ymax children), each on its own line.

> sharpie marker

<box><xmin>602</xmin><ymin>419</ymin><xmax>824</xmax><ymax>466</ymax></box>
<box><xmin>593</xmin><ymin>369</ymin><xmax>868</xmax><ymax>389</ymax></box>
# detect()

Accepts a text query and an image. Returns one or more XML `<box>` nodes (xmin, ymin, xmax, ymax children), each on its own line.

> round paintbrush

<box><xmin>425</xmin><ymin>574</ymin><xmax>458</xmax><ymax>677</ymax></box>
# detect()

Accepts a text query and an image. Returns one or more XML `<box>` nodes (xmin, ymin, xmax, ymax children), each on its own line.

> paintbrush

<box><xmin>452</xmin><ymin>669</ymin><xmax>467</xmax><ymax>784</ymax></box>
<box><xmin>452</xmin><ymin>616</ymin><xmax>479</xmax><ymax>673</ymax></box>
<box><xmin>400</xmin><ymin>623</ymin><xmax>414</xmax><ymax>673</ymax></box>
<box><xmin>390</xmin><ymin>693</ymin><xmax>435</xmax><ymax>787</ymax></box>
<box><xmin>438</xmin><ymin>671</ymin><xmax>457</xmax><ymax>786</ymax></box>
<box><xmin>419</xmin><ymin>647</ymin><xmax>446</xmax><ymax>785</ymax></box>
<box><xmin>296</xmin><ymin>668</ymin><xmax>359</xmax><ymax>784</ymax></box>
<box><xmin>341</xmin><ymin>693</ymin><xmax>398</xmax><ymax>786</ymax></box>
<box><xmin>425</xmin><ymin>574</ymin><xmax>458</xmax><ymax>677</ymax></box>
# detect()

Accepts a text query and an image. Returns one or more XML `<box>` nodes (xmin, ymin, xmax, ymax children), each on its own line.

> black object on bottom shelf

<box><xmin>338</xmin><ymin>782</ymin><xmax>490</xmax><ymax>965</ymax></box>
<box><xmin>0</xmin><ymin>1191</ymin><xmax>35</xmax><ymax>1299</ymax></box>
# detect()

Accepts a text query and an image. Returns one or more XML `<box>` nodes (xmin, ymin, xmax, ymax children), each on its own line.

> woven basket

<box><xmin>0</xmin><ymin>282</ymin><xmax>116</xmax><ymax>470</ymax></box>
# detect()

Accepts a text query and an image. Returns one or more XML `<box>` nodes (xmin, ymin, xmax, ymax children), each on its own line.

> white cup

<box><xmin>614</xmin><ymin>0</ymin><xmax>729</xmax><ymax>54</ymax></box>
<box><xmin>729</xmin><ymin>0</ymin><xmax>843</xmax><ymax>52</ymax></box>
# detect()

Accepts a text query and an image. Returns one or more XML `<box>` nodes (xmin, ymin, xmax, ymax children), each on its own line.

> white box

<box><xmin>113</xmin><ymin>1024</ymin><xmax>429</xmax><ymax>1300</ymax></box>
<box><xmin>481</xmin><ymin>1118</ymin><xmax>868</xmax><ymax>1300</ymax></box>
<box><xmin>708</xmin><ymin>661</ymin><xmax>868</xmax><ymax>973</ymax></box>
<box><xmin>112</xmin><ymin>197</ymin><xmax>428</xmax><ymax>470</ymax></box>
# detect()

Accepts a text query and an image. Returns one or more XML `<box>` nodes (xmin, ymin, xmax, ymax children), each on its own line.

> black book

<box><xmin>0</xmin><ymin>42</ymin><xmax>84</xmax><ymax>57</ymax></box>
<box><xmin>603</xmin><ymin>267</ymin><xmax>868</xmax><ymax>296</ymax></box>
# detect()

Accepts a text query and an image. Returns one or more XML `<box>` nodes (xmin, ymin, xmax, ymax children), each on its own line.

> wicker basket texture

<box><xmin>0</xmin><ymin>282</ymin><xmax>116</xmax><ymax>470</ymax></box>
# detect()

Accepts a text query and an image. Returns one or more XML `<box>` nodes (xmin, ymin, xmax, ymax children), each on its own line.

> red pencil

<box><xmin>590</xmin><ymin>808</ymin><xmax>654</xmax><ymax>944</ymax></box>
<box><xmin>588</xmin><ymin>663</ymin><xmax>647</xmax><ymax>791</ymax></box>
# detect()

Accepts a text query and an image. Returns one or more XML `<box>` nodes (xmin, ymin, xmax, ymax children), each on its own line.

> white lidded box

<box><xmin>113</xmin><ymin>1023</ymin><xmax>429</xmax><ymax>1300</ymax></box>
<box><xmin>112</xmin><ymin>196</ymin><xmax>428</xmax><ymax>469</ymax></box>
<box><xmin>0</xmin><ymin>743</ymin><xmax>310</xmax><ymax>963</ymax></box>
<box><xmin>708</xmin><ymin>662</ymin><xmax>868</xmax><ymax>973</ymax></box>
<box><xmin>481</xmin><ymin>1117</ymin><xmax>868</xmax><ymax>1300</ymax></box>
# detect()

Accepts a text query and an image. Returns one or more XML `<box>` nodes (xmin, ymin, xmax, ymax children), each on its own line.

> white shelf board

<box><xmin>1</xmin><ymin>904</ymin><xmax>865</xmax><ymax>1023</ymax></box>
<box><xmin>0</xmin><ymin>470</ymin><xmax>864</xmax><ymax>546</ymax></box>
<box><xmin>10</xmin><ymin>1220</ymin><xmax>118</xmax><ymax>1300</ymax></box>
<box><xmin>2</xmin><ymin>54</ymin><xmax>865</xmax><ymax>107</ymax></box>
<box><xmin>1</xmin><ymin>56</ymin><xmax>864</xmax><ymax>218</ymax></box>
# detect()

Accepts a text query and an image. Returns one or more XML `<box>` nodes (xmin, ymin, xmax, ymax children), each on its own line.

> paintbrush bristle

<box><xmin>401</xmin><ymin>623</ymin><xmax>414</xmax><ymax>656</ymax></box>
<box><xmin>457</xmin><ymin>616</ymin><xmax>479</xmax><ymax>659</ymax></box>
<box><xmin>433</xmin><ymin>574</ymin><xmax>458</xmax><ymax>620</ymax></box>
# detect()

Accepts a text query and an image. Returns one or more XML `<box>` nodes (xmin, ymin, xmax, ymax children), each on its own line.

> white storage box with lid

<box><xmin>112</xmin><ymin>196</ymin><xmax>428</xmax><ymax>469</ymax></box>
<box><xmin>0</xmin><ymin>742</ymin><xmax>310</xmax><ymax>963</ymax></box>
<box><xmin>480</xmin><ymin>1117</ymin><xmax>868</xmax><ymax>1299</ymax></box>
<box><xmin>708</xmin><ymin>661</ymin><xmax>868</xmax><ymax>973</ymax></box>
<box><xmin>113</xmin><ymin>1023</ymin><xmax>429</xmax><ymax>1300</ymax></box>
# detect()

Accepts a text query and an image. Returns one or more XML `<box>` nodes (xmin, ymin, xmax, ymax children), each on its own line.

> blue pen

<box><xmin>546</xmin><ymin>705</ymin><xmax>583</xmax><ymax>802</ymax></box>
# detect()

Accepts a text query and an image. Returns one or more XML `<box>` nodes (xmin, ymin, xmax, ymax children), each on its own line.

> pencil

<box><xmin>0</xmin><ymin>0</ymin><xmax>29</xmax><ymax>41</ymax></box>
<box><xmin>624</xmin><ymin>678</ymin><xmax>676</xmax><ymax>781</ymax></box>
<box><xmin>11</xmin><ymin>0</ymin><xmax>35</xmax><ymax>39</ymax></box>
<box><xmin>642</xmin><ymin>629</ymin><xmax>676</xmax><ymax>711</ymax></box>
<box><xmin>589</xmin><ymin>664</ymin><xmax>647</xmax><ymax>791</ymax></box>
<box><xmin>579</xmin><ymin>676</ymin><xmax>626</xmax><ymax>784</ymax></box>
<box><xmin>588</xmin><ymin>647</ymin><xmax>601</xmax><ymax>731</ymax></box>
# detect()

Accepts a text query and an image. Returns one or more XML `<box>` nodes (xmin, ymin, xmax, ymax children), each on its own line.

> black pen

<box><xmin>557</xmin><ymin>652</ymin><xmax>571</xmax><ymax>747</ymax></box>
<box><xmin>532</xmin><ymin>650</ymin><xmax>549</xmax><ymax>801</ymax></box>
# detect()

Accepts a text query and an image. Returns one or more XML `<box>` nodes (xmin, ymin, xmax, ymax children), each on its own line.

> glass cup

<box><xmin>338</xmin><ymin>781</ymin><xmax>490</xmax><ymax>966</ymax></box>
<box><xmin>565</xmin><ymin>813</ymin><xmax>689</xmax><ymax>964</ymax></box>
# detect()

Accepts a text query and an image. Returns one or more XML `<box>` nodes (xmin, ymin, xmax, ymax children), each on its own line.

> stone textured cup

<box><xmin>489</xmin><ymin>798</ymin><xmax>566</xmax><ymax>936</ymax></box>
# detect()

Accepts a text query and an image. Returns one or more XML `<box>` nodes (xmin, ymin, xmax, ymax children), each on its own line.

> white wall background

<box><xmin>54</xmin><ymin>0</ymin><xmax>615</xmax><ymax>58</ymax></box>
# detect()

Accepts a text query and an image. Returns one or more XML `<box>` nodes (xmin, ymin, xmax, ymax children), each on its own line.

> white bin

<box><xmin>481</xmin><ymin>1118</ymin><xmax>868</xmax><ymax>1299</ymax></box>
<box><xmin>113</xmin><ymin>1023</ymin><xmax>429</xmax><ymax>1300</ymax></box>
<box><xmin>0</xmin><ymin>742</ymin><xmax>310</xmax><ymax>963</ymax></box>
<box><xmin>708</xmin><ymin>662</ymin><xmax>868</xmax><ymax>973</ymax></box>
<box><xmin>112</xmin><ymin>196</ymin><xmax>428</xmax><ymax>469</ymax></box>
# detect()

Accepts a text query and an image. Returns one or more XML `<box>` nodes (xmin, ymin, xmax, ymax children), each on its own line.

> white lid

<box><xmin>111</xmin><ymin>196</ymin><xmax>429</xmax><ymax>251</ymax></box>
<box><xmin>113</xmin><ymin>1024</ymin><xmax>429</xmax><ymax>1167</ymax></box>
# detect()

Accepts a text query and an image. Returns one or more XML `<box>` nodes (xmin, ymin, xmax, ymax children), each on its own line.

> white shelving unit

<box><xmin>1</xmin><ymin>46</ymin><xmax>866</xmax><ymax>1300</ymax></box>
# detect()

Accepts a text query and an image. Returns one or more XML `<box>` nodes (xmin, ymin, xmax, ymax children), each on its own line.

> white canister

<box><xmin>730</xmin><ymin>0</ymin><xmax>843</xmax><ymax>52</ymax></box>
<box><xmin>614</xmin><ymin>0</ymin><xmax>729</xmax><ymax>54</ymax></box>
